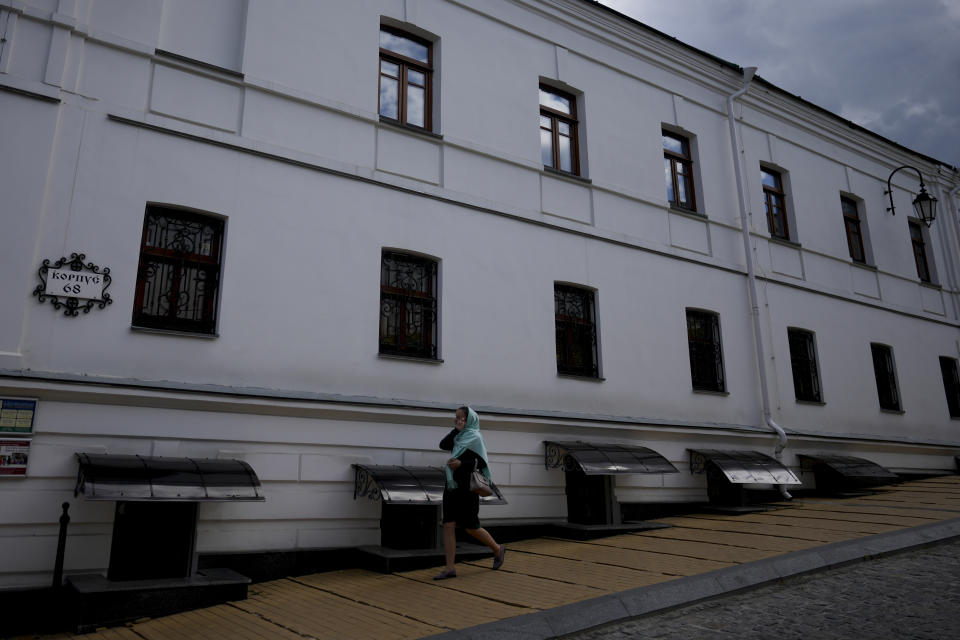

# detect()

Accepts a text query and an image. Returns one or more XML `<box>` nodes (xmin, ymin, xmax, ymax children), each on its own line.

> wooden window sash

<box><xmin>841</xmin><ymin>198</ymin><xmax>866</xmax><ymax>263</ymax></box>
<box><xmin>378</xmin><ymin>29</ymin><xmax>432</xmax><ymax>130</ymax></box>
<box><xmin>540</xmin><ymin>87</ymin><xmax>579</xmax><ymax>175</ymax></box>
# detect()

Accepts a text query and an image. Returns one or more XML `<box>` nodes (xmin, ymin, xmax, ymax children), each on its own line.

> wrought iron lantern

<box><xmin>885</xmin><ymin>165</ymin><xmax>937</xmax><ymax>227</ymax></box>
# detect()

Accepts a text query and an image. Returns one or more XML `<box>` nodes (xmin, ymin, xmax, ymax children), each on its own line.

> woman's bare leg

<box><xmin>465</xmin><ymin>527</ymin><xmax>500</xmax><ymax>554</ymax></box>
<box><xmin>442</xmin><ymin>522</ymin><xmax>457</xmax><ymax>571</ymax></box>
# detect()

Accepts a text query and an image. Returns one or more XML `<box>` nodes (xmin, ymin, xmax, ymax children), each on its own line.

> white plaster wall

<box><xmin>1</xmin><ymin>0</ymin><xmax>959</xmax><ymax>588</ymax></box>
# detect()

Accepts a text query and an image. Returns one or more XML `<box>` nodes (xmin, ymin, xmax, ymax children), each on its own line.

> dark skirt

<box><xmin>442</xmin><ymin>487</ymin><xmax>480</xmax><ymax>529</ymax></box>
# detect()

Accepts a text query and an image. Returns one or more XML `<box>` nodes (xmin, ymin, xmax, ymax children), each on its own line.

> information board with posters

<box><xmin>0</xmin><ymin>398</ymin><xmax>37</xmax><ymax>435</ymax></box>
<box><xmin>0</xmin><ymin>439</ymin><xmax>30</xmax><ymax>476</ymax></box>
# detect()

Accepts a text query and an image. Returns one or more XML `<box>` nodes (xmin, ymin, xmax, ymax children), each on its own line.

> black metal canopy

<box><xmin>74</xmin><ymin>453</ymin><xmax>264</xmax><ymax>501</ymax></box>
<box><xmin>798</xmin><ymin>454</ymin><xmax>898</xmax><ymax>482</ymax></box>
<box><xmin>353</xmin><ymin>464</ymin><xmax>506</xmax><ymax>504</ymax></box>
<box><xmin>689</xmin><ymin>449</ymin><xmax>801</xmax><ymax>485</ymax></box>
<box><xmin>545</xmin><ymin>441</ymin><xmax>678</xmax><ymax>475</ymax></box>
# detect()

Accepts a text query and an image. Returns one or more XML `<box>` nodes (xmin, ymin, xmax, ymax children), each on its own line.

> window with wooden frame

<box><xmin>909</xmin><ymin>220</ymin><xmax>932</xmax><ymax>283</ymax></box>
<box><xmin>870</xmin><ymin>343</ymin><xmax>901</xmax><ymax>412</ymax></box>
<box><xmin>132</xmin><ymin>206</ymin><xmax>224</xmax><ymax>335</ymax></box>
<box><xmin>539</xmin><ymin>85</ymin><xmax>579</xmax><ymax>175</ymax></box>
<box><xmin>379</xmin><ymin>251</ymin><xmax>438</xmax><ymax>359</ymax></box>
<box><xmin>787</xmin><ymin>328</ymin><xmax>822</xmax><ymax>402</ymax></box>
<box><xmin>841</xmin><ymin>196</ymin><xmax>866</xmax><ymax>263</ymax></box>
<box><xmin>554</xmin><ymin>284</ymin><xmax>599</xmax><ymax>378</ymax></box>
<box><xmin>379</xmin><ymin>27</ymin><xmax>432</xmax><ymax>129</ymax></box>
<box><xmin>939</xmin><ymin>357</ymin><xmax>960</xmax><ymax>418</ymax></box>
<box><xmin>761</xmin><ymin>168</ymin><xmax>790</xmax><ymax>240</ymax></box>
<box><xmin>663</xmin><ymin>130</ymin><xmax>696</xmax><ymax>212</ymax></box>
<box><xmin>686</xmin><ymin>309</ymin><xmax>725</xmax><ymax>392</ymax></box>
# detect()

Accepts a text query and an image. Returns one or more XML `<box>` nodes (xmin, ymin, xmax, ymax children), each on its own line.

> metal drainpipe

<box><xmin>950</xmin><ymin>184</ymin><xmax>960</xmax><ymax>322</ymax></box>
<box><xmin>726</xmin><ymin>67</ymin><xmax>792</xmax><ymax>500</ymax></box>
<box><xmin>933</xmin><ymin>183</ymin><xmax>960</xmax><ymax>321</ymax></box>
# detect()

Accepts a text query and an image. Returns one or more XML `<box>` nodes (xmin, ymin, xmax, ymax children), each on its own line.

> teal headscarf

<box><xmin>445</xmin><ymin>407</ymin><xmax>492</xmax><ymax>489</ymax></box>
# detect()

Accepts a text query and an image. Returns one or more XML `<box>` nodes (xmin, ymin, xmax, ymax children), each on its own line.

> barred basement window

<box><xmin>871</xmin><ymin>343</ymin><xmax>901</xmax><ymax>411</ymax></box>
<box><xmin>939</xmin><ymin>356</ymin><xmax>960</xmax><ymax>418</ymax></box>
<box><xmin>132</xmin><ymin>206</ymin><xmax>224</xmax><ymax>334</ymax></box>
<box><xmin>554</xmin><ymin>284</ymin><xmax>599</xmax><ymax>378</ymax></box>
<box><xmin>379</xmin><ymin>251</ymin><xmax>438</xmax><ymax>359</ymax></box>
<box><xmin>686</xmin><ymin>309</ymin><xmax>725</xmax><ymax>392</ymax></box>
<box><xmin>788</xmin><ymin>328</ymin><xmax>822</xmax><ymax>402</ymax></box>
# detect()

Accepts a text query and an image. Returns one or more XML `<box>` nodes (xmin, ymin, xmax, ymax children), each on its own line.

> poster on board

<box><xmin>0</xmin><ymin>439</ymin><xmax>30</xmax><ymax>476</ymax></box>
<box><xmin>0</xmin><ymin>398</ymin><xmax>37</xmax><ymax>435</ymax></box>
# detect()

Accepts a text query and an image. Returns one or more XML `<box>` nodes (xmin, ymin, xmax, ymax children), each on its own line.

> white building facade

<box><xmin>2</xmin><ymin>0</ymin><xmax>959</xmax><ymax>589</ymax></box>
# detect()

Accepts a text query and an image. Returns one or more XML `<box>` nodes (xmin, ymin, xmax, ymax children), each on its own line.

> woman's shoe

<box><xmin>492</xmin><ymin>545</ymin><xmax>506</xmax><ymax>570</ymax></box>
<box><xmin>433</xmin><ymin>569</ymin><xmax>457</xmax><ymax>580</ymax></box>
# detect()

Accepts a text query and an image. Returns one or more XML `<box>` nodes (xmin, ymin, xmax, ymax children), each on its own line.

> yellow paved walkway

<box><xmin>20</xmin><ymin>475</ymin><xmax>960</xmax><ymax>640</ymax></box>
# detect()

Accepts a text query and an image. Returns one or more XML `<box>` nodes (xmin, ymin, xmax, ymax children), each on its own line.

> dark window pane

<box><xmin>910</xmin><ymin>221</ymin><xmax>931</xmax><ymax>282</ymax></box>
<box><xmin>871</xmin><ymin>344</ymin><xmax>901</xmax><ymax>411</ymax></box>
<box><xmin>687</xmin><ymin>310</ymin><xmax>724</xmax><ymax>392</ymax></box>
<box><xmin>555</xmin><ymin>285</ymin><xmax>599</xmax><ymax>377</ymax></box>
<box><xmin>940</xmin><ymin>357</ymin><xmax>960</xmax><ymax>418</ymax></box>
<box><xmin>788</xmin><ymin>329</ymin><xmax>822</xmax><ymax>402</ymax></box>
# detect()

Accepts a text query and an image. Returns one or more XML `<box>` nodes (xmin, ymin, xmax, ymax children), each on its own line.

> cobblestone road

<box><xmin>561</xmin><ymin>537</ymin><xmax>960</xmax><ymax>640</ymax></box>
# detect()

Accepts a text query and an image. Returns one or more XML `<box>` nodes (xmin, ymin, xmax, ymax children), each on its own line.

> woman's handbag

<box><xmin>470</xmin><ymin>461</ymin><xmax>494</xmax><ymax>497</ymax></box>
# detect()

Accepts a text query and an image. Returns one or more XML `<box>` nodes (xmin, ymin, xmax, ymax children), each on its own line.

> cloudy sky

<box><xmin>601</xmin><ymin>0</ymin><xmax>960</xmax><ymax>169</ymax></box>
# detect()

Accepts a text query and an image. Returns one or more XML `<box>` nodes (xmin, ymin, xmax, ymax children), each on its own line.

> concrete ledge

<box><xmin>67</xmin><ymin>568</ymin><xmax>250</xmax><ymax>633</ymax></box>
<box><xmin>423</xmin><ymin>516</ymin><xmax>960</xmax><ymax>640</ymax></box>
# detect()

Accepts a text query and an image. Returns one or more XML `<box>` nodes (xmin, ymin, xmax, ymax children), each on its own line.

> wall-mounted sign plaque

<box><xmin>0</xmin><ymin>398</ymin><xmax>37</xmax><ymax>435</ymax></box>
<box><xmin>0</xmin><ymin>439</ymin><xmax>30</xmax><ymax>476</ymax></box>
<box><xmin>33</xmin><ymin>253</ymin><xmax>112</xmax><ymax>317</ymax></box>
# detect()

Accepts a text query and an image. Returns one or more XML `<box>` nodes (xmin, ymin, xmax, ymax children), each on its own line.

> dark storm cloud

<box><xmin>603</xmin><ymin>0</ymin><xmax>960</xmax><ymax>168</ymax></box>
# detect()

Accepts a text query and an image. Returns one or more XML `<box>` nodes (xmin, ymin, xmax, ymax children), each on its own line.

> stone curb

<box><xmin>422</xmin><ymin>516</ymin><xmax>960</xmax><ymax>640</ymax></box>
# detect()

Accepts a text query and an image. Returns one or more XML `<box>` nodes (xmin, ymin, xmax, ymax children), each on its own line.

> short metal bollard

<box><xmin>53</xmin><ymin>502</ymin><xmax>70</xmax><ymax>588</ymax></box>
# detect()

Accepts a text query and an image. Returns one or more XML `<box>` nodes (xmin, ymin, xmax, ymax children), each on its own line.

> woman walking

<box><xmin>434</xmin><ymin>406</ymin><xmax>505</xmax><ymax>580</ymax></box>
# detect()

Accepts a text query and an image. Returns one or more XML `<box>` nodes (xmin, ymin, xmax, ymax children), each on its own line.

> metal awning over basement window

<box><xmin>689</xmin><ymin>449</ymin><xmax>801</xmax><ymax>485</ymax></box>
<box><xmin>74</xmin><ymin>453</ymin><xmax>265</xmax><ymax>501</ymax></box>
<box><xmin>545</xmin><ymin>441</ymin><xmax>679</xmax><ymax>475</ymax></box>
<box><xmin>353</xmin><ymin>464</ymin><xmax>506</xmax><ymax>504</ymax></box>
<box><xmin>798</xmin><ymin>454</ymin><xmax>898</xmax><ymax>482</ymax></box>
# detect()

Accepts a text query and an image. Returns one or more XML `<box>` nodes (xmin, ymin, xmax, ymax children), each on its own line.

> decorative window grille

<box><xmin>133</xmin><ymin>206</ymin><xmax>224</xmax><ymax>334</ymax></box>
<box><xmin>871</xmin><ymin>343</ymin><xmax>901</xmax><ymax>411</ymax></box>
<box><xmin>379</xmin><ymin>251</ymin><xmax>438</xmax><ymax>359</ymax></box>
<box><xmin>788</xmin><ymin>328</ymin><xmax>822</xmax><ymax>402</ymax></box>
<box><xmin>554</xmin><ymin>284</ymin><xmax>599</xmax><ymax>377</ymax></box>
<box><xmin>686</xmin><ymin>309</ymin><xmax>725</xmax><ymax>392</ymax></box>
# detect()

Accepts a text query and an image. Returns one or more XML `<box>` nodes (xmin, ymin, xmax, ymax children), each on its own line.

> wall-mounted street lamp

<box><xmin>885</xmin><ymin>165</ymin><xmax>937</xmax><ymax>227</ymax></box>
